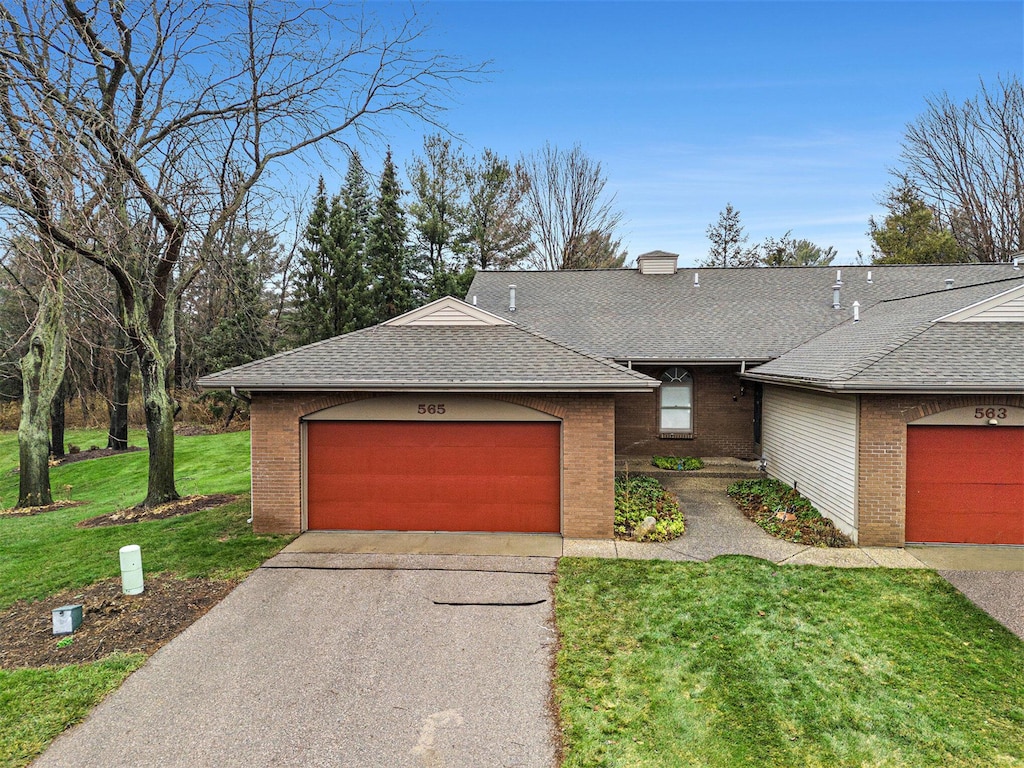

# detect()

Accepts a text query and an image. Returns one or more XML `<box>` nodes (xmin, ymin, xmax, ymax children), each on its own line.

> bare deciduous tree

<box><xmin>899</xmin><ymin>75</ymin><xmax>1023</xmax><ymax>262</ymax></box>
<box><xmin>0</xmin><ymin>0</ymin><xmax>480</xmax><ymax>506</ymax></box>
<box><xmin>521</xmin><ymin>143</ymin><xmax>625</xmax><ymax>270</ymax></box>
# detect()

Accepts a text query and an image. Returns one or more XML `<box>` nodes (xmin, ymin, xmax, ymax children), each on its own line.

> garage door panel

<box><xmin>306</xmin><ymin>421</ymin><xmax>561</xmax><ymax>532</ymax></box>
<box><xmin>906</xmin><ymin>425</ymin><xmax>1024</xmax><ymax>545</ymax></box>
<box><xmin>310</xmin><ymin>475</ymin><xmax>558</xmax><ymax>507</ymax></box>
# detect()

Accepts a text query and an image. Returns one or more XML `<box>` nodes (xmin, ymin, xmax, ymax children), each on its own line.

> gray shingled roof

<box><xmin>467</xmin><ymin>264</ymin><xmax>1019</xmax><ymax>361</ymax></box>
<box><xmin>745</xmin><ymin>279</ymin><xmax>1024</xmax><ymax>392</ymax></box>
<box><xmin>197</xmin><ymin>324</ymin><xmax>657</xmax><ymax>391</ymax></box>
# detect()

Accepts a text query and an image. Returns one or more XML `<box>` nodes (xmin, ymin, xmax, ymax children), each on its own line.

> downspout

<box><xmin>231</xmin><ymin>387</ymin><xmax>255</xmax><ymax>523</ymax></box>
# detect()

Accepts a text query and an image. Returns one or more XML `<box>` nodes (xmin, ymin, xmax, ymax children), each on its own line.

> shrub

<box><xmin>727</xmin><ymin>478</ymin><xmax>852</xmax><ymax>547</ymax></box>
<box><xmin>614</xmin><ymin>474</ymin><xmax>684</xmax><ymax>541</ymax></box>
<box><xmin>651</xmin><ymin>455</ymin><xmax>705</xmax><ymax>471</ymax></box>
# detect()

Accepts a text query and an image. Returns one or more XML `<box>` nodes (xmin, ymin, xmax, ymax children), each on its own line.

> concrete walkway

<box><xmin>567</xmin><ymin>475</ymin><xmax>1023</xmax><ymax>640</ymax></box>
<box><xmin>567</xmin><ymin>476</ymin><xmax>929</xmax><ymax>569</ymax></box>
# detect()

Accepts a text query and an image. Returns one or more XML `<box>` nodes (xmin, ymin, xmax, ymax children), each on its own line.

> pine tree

<box><xmin>291</xmin><ymin>157</ymin><xmax>375</xmax><ymax>344</ymax></box>
<box><xmin>328</xmin><ymin>152</ymin><xmax>373</xmax><ymax>335</ymax></box>
<box><xmin>701</xmin><ymin>203</ymin><xmax>761</xmax><ymax>267</ymax></box>
<box><xmin>292</xmin><ymin>178</ymin><xmax>333</xmax><ymax>344</ymax></box>
<box><xmin>407</xmin><ymin>134</ymin><xmax>468</xmax><ymax>299</ymax></box>
<box><xmin>367</xmin><ymin>149</ymin><xmax>415</xmax><ymax>322</ymax></box>
<box><xmin>867</xmin><ymin>181</ymin><xmax>967</xmax><ymax>264</ymax></box>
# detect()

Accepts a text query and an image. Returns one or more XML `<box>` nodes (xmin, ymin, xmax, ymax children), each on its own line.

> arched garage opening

<box><xmin>302</xmin><ymin>395</ymin><xmax>561</xmax><ymax>533</ymax></box>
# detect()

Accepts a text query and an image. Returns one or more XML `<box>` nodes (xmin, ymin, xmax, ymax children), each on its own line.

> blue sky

<box><xmin>328</xmin><ymin>1</ymin><xmax>1023</xmax><ymax>267</ymax></box>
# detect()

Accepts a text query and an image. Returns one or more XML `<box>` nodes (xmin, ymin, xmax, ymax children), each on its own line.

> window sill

<box><xmin>659</xmin><ymin>431</ymin><xmax>694</xmax><ymax>440</ymax></box>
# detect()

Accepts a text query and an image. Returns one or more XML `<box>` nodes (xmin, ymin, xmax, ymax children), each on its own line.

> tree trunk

<box><xmin>50</xmin><ymin>377</ymin><xmax>66</xmax><ymax>458</ymax></box>
<box><xmin>133</xmin><ymin>304</ymin><xmax>179</xmax><ymax>507</ymax></box>
<box><xmin>107</xmin><ymin>347</ymin><xmax>131</xmax><ymax>450</ymax></box>
<box><xmin>107</xmin><ymin>296</ymin><xmax>131</xmax><ymax>451</ymax></box>
<box><xmin>17</xmin><ymin>284</ymin><xmax>67</xmax><ymax>508</ymax></box>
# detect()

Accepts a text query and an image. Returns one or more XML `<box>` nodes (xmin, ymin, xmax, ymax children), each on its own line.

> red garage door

<box><xmin>906</xmin><ymin>425</ymin><xmax>1024</xmax><ymax>545</ymax></box>
<box><xmin>306</xmin><ymin>421</ymin><xmax>561</xmax><ymax>532</ymax></box>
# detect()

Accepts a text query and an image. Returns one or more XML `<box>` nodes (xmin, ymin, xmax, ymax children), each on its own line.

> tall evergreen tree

<box><xmin>367</xmin><ymin>149</ymin><xmax>415</xmax><ymax>322</ymax></box>
<box><xmin>464</xmin><ymin>150</ymin><xmax>532</xmax><ymax>270</ymax></box>
<box><xmin>407</xmin><ymin>134</ymin><xmax>468</xmax><ymax>299</ymax></box>
<box><xmin>291</xmin><ymin>157</ymin><xmax>374</xmax><ymax>345</ymax></box>
<box><xmin>867</xmin><ymin>181</ymin><xmax>967</xmax><ymax>264</ymax></box>
<box><xmin>329</xmin><ymin>152</ymin><xmax>373</xmax><ymax>334</ymax></box>
<box><xmin>701</xmin><ymin>203</ymin><xmax>761</xmax><ymax>268</ymax></box>
<box><xmin>292</xmin><ymin>178</ymin><xmax>334</xmax><ymax>344</ymax></box>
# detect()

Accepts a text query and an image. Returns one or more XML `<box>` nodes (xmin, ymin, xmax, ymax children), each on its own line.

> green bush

<box><xmin>651</xmin><ymin>455</ymin><xmax>705</xmax><ymax>471</ymax></box>
<box><xmin>614</xmin><ymin>474</ymin><xmax>684</xmax><ymax>541</ymax></box>
<box><xmin>728</xmin><ymin>478</ymin><xmax>852</xmax><ymax>547</ymax></box>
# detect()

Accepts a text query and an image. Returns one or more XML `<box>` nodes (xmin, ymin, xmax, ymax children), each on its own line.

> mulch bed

<box><xmin>53</xmin><ymin>446</ymin><xmax>143</xmax><ymax>466</ymax></box>
<box><xmin>732</xmin><ymin>495</ymin><xmax>852</xmax><ymax>548</ymax></box>
<box><xmin>0</xmin><ymin>500</ymin><xmax>86</xmax><ymax>518</ymax></box>
<box><xmin>0</xmin><ymin>575</ymin><xmax>237</xmax><ymax>669</ymax></box>
<box><xmin>77</xmin><ymin>494</ymin><xmax>240</xmax><ymax>528</ymax></box>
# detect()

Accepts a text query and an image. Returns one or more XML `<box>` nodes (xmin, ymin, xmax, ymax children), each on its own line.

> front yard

<box><xmin>555</xmin><ymin>557</ymin><xmax>1024</xmax><ymax>767</ymax></box>
<box><xmin>3</xmin><ymin>432</ymin><xmax>1022</xmax><ymax>767</ymax></box>
<box><xmin>0</xmin><ymin>429</ymin><xmax>292</xmax><ymax>766</ymax></box>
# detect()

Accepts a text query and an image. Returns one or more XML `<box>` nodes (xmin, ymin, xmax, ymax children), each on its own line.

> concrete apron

<box><xmin>906</xmin><ymin>544</ymin><xmax>1024</xmax><ymax>572</ymax></box>
<box><xmin>283</xmin><ymin>531</ymin><xmax>563</xmax><ymax>558</ymax></box>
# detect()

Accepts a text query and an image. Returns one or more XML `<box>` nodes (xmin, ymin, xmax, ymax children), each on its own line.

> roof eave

<box><xmin>196</xmin><ymin>380</ymin><xmax>660</xmax><ymax>393</ymax></box>
<box><xmin>614</xmin><ymin>358</ymin><xmax>771</xmax><ymax>366</ymax></box>
<box><xmin>741</xmin><ymin>371</ymin><xmax>1024</xmax><ymax>395</ymax></box>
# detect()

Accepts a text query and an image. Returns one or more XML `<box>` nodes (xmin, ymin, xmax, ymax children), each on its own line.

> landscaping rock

<box><xmin>635</xmin><ymin>516</ymin><xmax>657</xmax><ymax>539</ymax></box>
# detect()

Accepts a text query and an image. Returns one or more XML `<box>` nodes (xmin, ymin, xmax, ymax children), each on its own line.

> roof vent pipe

<box><xmin>836</xmin><ymin>268</ymin><xmax>842</xmax><ymax>285</ymax></box>
<box><xmin>694</xmin><ymin>272</ymin><xmax>700</xmax><ymax>287</ymax></box>
<box><xmin>472</xmin><ymin>295</ymin><xmax>477</xmax><ymax>306</ymax></box>
<box><xmin>832</xmin><ymin>283</ymin><xmax>841</xmax><ymax>309</ymax></box>
<box><xmin>1014</xmin><ymin>257</ymin><xmax>1021</xmax><ymax>270</ymax></box>
<box><xmin>508</xmin><ymin>284</ymin><xmax>516</xmax><ymax>312</ymax></box>
<box><xmin>867</xmin><ymin>270</ymin><xmax>873</xmax><ymax>284</ymax></box>
<box><xmin>853</xmin><ymin>301</ymin><xmax>860</xmax><ymax>322</ymax></box>
<box><xmin>945</xmin><ymin>278</ymin><xmax>954</xmax><ymax>289</ymax></box>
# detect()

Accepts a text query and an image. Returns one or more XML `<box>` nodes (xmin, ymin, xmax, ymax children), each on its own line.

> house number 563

<box><xmin>975</xmin><ymin>407</ymin><xmax>1007</xmax><ymax>419</ymax></box>
<box><xmin>418</xmin><ymin>403</ymin><xmax>446</xmax><ymax>415</ymax></box>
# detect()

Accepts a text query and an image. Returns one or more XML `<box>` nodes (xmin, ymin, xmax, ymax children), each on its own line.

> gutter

<box><xmin>198</xmin><ymin>381</ymin><xmax>661</xmax><ymax>394</ymax></box>
<box><xmin>740</xmin><ymin>371</ymin><xmax>1024</xmax><ymax>395</ymax></box>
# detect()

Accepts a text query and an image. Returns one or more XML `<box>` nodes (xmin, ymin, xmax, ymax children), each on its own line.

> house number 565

<box><xmin>418</xmin><ymin>404</ymin><xmax>446</xmax><ymax>414</ymax></box>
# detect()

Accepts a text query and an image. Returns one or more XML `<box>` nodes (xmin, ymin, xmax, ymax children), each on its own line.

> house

<box><xmin>198</xmin><ymin>253</ymin><xmax>1024</xmax><ymax>547</ymax></box>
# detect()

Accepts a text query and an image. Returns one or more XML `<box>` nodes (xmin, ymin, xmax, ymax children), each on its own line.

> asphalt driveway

<box><xmin>34</xmin><ymin>556</ymin><xmax>559</xmax><ymax>768</ymax></box>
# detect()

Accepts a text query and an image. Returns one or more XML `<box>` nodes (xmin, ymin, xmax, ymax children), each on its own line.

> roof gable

<box><xmin>935</xmin><ymin>283</ymin><xmax>1024</xmax><ymax>323</ymax></box>
<box><xmin>383</xmin><ymin>296</ymin><xmax>513</xmax><ymax>327</ymax></box>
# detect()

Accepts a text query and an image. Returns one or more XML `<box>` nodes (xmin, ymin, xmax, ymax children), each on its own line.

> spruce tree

<box><xmin>292</xmin><ymin>177</ymin><xmax>333</xmax><ymax>344</ymax></box>
<box><xmin>367</xmin><ymin>149</ymin><xmax>415</xmax><ymax>322</ymax></box>
<box><xmin>328</xmin><ymin>152</ymin><xmax>373</xmax><ymax>335</ymax></box>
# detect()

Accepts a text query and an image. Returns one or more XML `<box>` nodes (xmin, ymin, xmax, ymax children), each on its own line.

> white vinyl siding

<box><xmin>960</xmin><ymin>293</ymin><xmax>1024</xmax><ymax>321</ymax></box>
<box><xmin>762</xmin><ymin>386</ymin><xmax>858</xmax><ymax>540</ymax></box>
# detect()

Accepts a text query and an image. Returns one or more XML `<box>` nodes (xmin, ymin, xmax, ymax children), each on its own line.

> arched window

<box><xmin>660</xmin><ymin>367</ymin><xmax>693</xmax><ymax>432</ymax></box>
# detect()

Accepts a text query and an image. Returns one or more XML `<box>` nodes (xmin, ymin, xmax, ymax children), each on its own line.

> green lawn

<box><xmin>0</xmin><ymin>428</ymin><xmax>292</xmax><ymax>767</ymax></box>
<box><xmin>555</xmin><ymin>557</ymin><xmax>1024</xmax><ymax>768</ymax></box>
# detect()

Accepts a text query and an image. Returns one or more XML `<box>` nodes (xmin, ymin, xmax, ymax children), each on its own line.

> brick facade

<box><xmin>614</xmin><ymin>365</ymin><xmax>757</xmax><ymax>459</ymax></box>
<box><xmin>249</xmin><ymin>391</ymin><xmax>617</xmax><ymax>538</ymax></box>
<box><xmin>857</xmin><ymin>393</ymin><xmax>1024</xmax><ymax>546</ymax></box>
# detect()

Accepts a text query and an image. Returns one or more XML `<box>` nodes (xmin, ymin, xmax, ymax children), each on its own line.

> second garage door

<box><xmin>906</xmin><ymin>425</ymin><xmax>1024</xmax><ymax>545</ymax></box>
<box><xmin>306</xmin><ymin>420</ymin><xmax>561</xmax><ymax>532</ymax></box>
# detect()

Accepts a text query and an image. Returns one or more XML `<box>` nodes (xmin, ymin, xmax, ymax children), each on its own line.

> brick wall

<box><xmin>614</xmin><ymin>365</ymin><xmax>756</xmax><ymax>459</ymax></box>
<box><xmin>248</xmin><ymin>391</ymin><xmax>616</xmax><ymax>538</ymax></box>
<box><xmin>858</xmin><ymin>393</ymin><xmax>1024</xmax><ymax>546</ymax></box>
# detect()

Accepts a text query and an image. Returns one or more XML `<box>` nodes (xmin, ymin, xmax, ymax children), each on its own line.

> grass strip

<box><xmin>555</xmin><ymin>556</ymin><xmax>1024</xmax><ymax>768</ymax></box>
<box><xmin>0</xmin><ymin>653</ymin><xmax>146</xmax><ymax>767</ymax></box>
